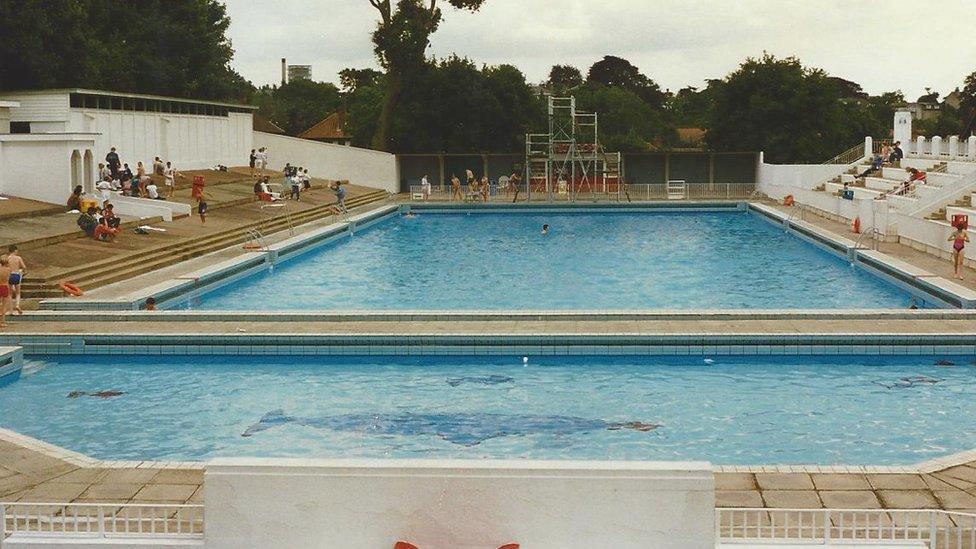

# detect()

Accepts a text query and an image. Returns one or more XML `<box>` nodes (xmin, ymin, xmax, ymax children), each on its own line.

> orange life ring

<box><xmin>783</xmin><ymin>194</ymin><xmax>795</xmax><ymax>206</ymax></box>
<box><xmin>59</xmin><ymin>281</ymin><xmax>84</xmax><ymax>296</ymax></box>
<box><xmin>852</xmin><ymin>217</ymin><xmax>861</xmax><ymax>234</ymax></box>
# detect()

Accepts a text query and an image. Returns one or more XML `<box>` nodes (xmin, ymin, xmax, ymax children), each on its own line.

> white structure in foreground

<box><xmin>0</xmin><ymin>89</ymin><xmax>399</xmax><ymax>207</ymax></box>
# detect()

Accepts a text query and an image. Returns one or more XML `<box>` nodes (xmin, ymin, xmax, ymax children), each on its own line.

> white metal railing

<box><xmin>667</xmin><ymin>179</ymin><xmax>686</xmax><ymax>199</ymax></box>
<box><xmin>824</xmin><ymin>142</ymin><xmax>868</xmax><ymax>165</ymax></box>
<box><xmin>717</xmin><ymin>508</ymin><xmax>976</xmax><ymax>548</ymax></box>
<box><xmin>1</xmin><ymin>502</ymin><xmax>204</xmax><ymax>540</ymax></box>
<box><xmin>407</xmin><ymin>182</ymin><xmax>756</xmax><ymax>203</ymax></box>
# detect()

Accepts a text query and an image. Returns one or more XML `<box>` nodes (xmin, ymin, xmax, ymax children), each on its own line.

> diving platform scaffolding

<box><xmin>524</xmin><ymin>96</ymin><xmax>623</xmax><ymax>201</ymax></box>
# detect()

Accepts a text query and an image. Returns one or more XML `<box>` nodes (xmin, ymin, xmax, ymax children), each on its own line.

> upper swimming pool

<box><xmin>2</xmin><ymin>354</ymin><xmax>973</xmax><ymax>464</ymax></box>
<box><xmin>184</xmin><ymin>210</ymin><xmax>917</xmax><ymax>310</ymax></box>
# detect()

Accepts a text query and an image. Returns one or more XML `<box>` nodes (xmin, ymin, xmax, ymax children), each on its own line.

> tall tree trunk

<box><xmin>372</xmin><ymin>73</ymin><xmax>403</xmax><ymax>152</ymax></box>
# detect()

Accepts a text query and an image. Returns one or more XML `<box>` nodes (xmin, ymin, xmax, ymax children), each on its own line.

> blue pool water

<box><xmin>187</xmin><ymin>211</ymin><xmax>916</xmax><ymax>310</ymax></box>
<box><xmin>2</xmin><ymin>354</ymin><xmax>974</xmax><ymax>464</ymax></box>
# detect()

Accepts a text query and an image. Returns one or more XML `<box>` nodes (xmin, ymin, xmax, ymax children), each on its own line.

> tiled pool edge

<box><xmin>3</xmin><ymin>332</ymin><xmax>976</xmax><ymax>356</ymax></box>
<box><xmin>749</xmin><ymin>202</ymin><xmax>976</xmax><ymax>309</ymax></box>
<box><xmin>0</xmin><ymin>346</ymin><xmax>23</xmax><ymax>382</ymax></box>
<box><xmin>1</xmin><ymin>423</ymin><xmax>972</xmax><ymax>476</ymax></box>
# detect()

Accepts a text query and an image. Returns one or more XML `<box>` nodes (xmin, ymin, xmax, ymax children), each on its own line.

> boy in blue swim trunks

<box><xmin>5</xmin><ymin>245</ymin><xmax>25</xmax><ymax>315</ymax></box>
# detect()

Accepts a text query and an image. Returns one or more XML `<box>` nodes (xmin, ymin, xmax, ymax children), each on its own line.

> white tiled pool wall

<box><xmin>36</xmin><ymin>202</ymin><xmax>976</xmax><ymax>312</ymax></box>
<box><xmin>3</xmin><ymin>333</ymin><xmax>976</xmax><ymax>356</ymax></box>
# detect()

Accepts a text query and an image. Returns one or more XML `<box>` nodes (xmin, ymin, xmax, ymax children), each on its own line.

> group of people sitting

<box><xmin>838</xmin><ymin>141</ymin><xmax>928</xmax><ymax>200</ymax></box>
<box><xmin>253</xmin><ymin>163</ymin><xmax>313</xmax><ymax>202</ymax></box>
<box><xmin>96</xmin><ymin>148</ymin><xmax>184</xmax><ymax>201</ymax></box>
<box><xmin>68</xmin><ymin>186</ymin><xmax>123</xmax><ymax>242</ymax></box>
<box><xmin>856</xmin><ymin>141</ymin><xmax>904</xmax><ymax>179</ymax></box>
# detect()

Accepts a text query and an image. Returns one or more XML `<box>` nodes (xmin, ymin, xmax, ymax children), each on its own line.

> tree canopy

<box><xmin>706</xmin><ymin>54</ymin><xmax>859</xmax><ymax>163</ymax></box>
<box><xmin>0</xmin><ymin>0</ymin><xmax>251</xmax><ymax>101</ymax></box>
<box><xmin>252</xmin><ymin>80</ymin><xmax>343</xmax><ymax>136</ymax></box>
<box><xmin>367</xmin><ymin>0</ymin><xmax>488</xmax><ymax>151</ymax></box>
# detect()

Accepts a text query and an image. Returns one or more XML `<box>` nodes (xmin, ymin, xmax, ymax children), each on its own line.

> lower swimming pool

<box><xmin>185</xmin><ymin>210</ymin><xmax>919</xmax><ymax>310</ymax></box>
<box><xmin>2</xmin><ymin>354</ymin><xmax>973</xmax><ymax>465</ymax></box>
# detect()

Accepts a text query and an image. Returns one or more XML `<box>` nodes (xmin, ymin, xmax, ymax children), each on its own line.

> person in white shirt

<box><xmin>95</xmin><ymin>179</ymin><xmax>113</xmax><ymax>204</ymax></box>
<box><xmin>420</xmin><ymin>174</ymin><xmax>431</xmax><ymax>201</ymax></box>
<box><xmin>259</xmin><ymin>179</ymin><xmax>281</xmax><ymax>201</ymax></box>
<box><xmin>256</xmin><ymin>148</ymin><xmax>268</xmax><ymax>175</ymax></box>
<box><xmin>162</xmin><ymin>161</ymin><xmax>183</xmax><ymax>199</ymax></box>
<box><xmin>98</xmin><ymin>163</ymin><xmax>111</xmax><ymax>182</ymax></box>
<box><xmin>146</xmin><ymin>180</ymin><xmax>161</xmax><ymax>200</ymax></box>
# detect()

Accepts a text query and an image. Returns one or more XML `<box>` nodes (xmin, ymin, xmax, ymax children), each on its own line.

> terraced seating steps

<box><xmin>22</xmin><ymin>190</ymin><xmax>390</xmax><ymax>299</ymax></box>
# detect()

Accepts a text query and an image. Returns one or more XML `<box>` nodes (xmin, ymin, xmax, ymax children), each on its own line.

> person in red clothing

<box><xmin>896</xmin><ymin>167</ymin><xmax>926</xmax><ymax>195</ymax></box>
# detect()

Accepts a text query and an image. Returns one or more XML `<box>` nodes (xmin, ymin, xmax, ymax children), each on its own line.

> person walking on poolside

<box><xmin>105</xmin><ymin>147</ymin><xmax>121</xmax><ymax>179</ymax></box>
<box><xmin>163</xmin><ymin>162</ymin><xmax>183</xmax><ymax>199</ymax></box>
<box><xmin>5</xmin><ymin>245</ymin><xmax>25</xmax><ymax>315</ymax></box>
<box><xmin>195</xmin><ymin>189</ymin><xmax>211</xmax><ymax>224</ymax></box>
<box><xmin>451</xmin><ymin>174</ymin><xmax>462</xmax><ymax>201</ymax></box>
<box><xmin>420</xmin><ymin>174</ymin><xmax>431</xmax><ymax>201</ymax></box>
<box><xmin>0</xmin><ymin>256</ymin><xmax>12</xmax><ymax>327</ymax></box>
<box><xmin>332</xmin><ymin>181</ymin><xmax>348</xmax><ymax>213</ymax></box>
<box><xmin>256</xmin><ymin>147</ymin><xmax>268</xmax><ymax>175</ymax></box>
<box><xmin>509</xmin><ymin>171</ymin><xmax>522</xmax><ymax>203</ymax></box>
<box><xmin>948</xmin><ymin>223</ymin><xmax>970</xmax><ymax>280</ymax></box>
<box><xmin>480</xmin><ymin>176</ymin><xmax>490</xmax><ymax>202</ymax></box>
<box><xmin>465</xmin><ymin>168</ymin><xmax>475</xmax><ymax>188</ymax></box>
<box><xmin>249</xmin><ymin>149</ymin><xmax>257</xmax><ymax>177</ymax></box>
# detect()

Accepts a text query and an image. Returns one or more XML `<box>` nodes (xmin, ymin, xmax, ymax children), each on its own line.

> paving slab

<box><xmin>934</xmin><ymin>490</ymin><xmax>976</xmax><ymax>510</ymax></box>
<box><xmin>98</xmin><ymin>468</ymin><xmax>160</xmax><ymax>485</ymax></box>
<box><xmin>130</xmin><ymin>483</ymin><xmax>196</xmax><ymax>503</ymax></box>
<box><xmin>78</xmin><ymin>483</ymin><xmax>145</xmax><ymax>501</ymax></box>
<box><xmin>818</xmin><ymin>490</ymin><xmax>883</xmax><ymax>509</ymax></box>
<box><xmin>716</xmin><ymin>473</ymin><xmax>757</xmax><ymax>491</ymax></box>
<box><xmin>716</xmin><ymin>490</ymin><xmax>764</xmax><ymax>508</ymax></box>
<box><xmin>940</xmin><ymin>465</ymin><xmax>976</xmax><ymax>484</ymax></box>
<box><xmin>16</xmin><ymin>482</ymin><xmax>90</xmax><ymax>502</ymax></box>
<box><xmin>811</xmin><ymin>473</ymin><xmax>872</xmax><ymax>491</ymax></box>
<box><xmin>149</xmin><ymin>469</ymin><xmax>204</xmax><ymax>485</ymax></box>
<box><xmin>867</xmin><ymin>474</ymin><xmax>929</xmax><ymax>490</ymax></box>
<box><xmin>761</xmin><ymin>490</ymin><xmax>823</xmax><ymax>509</ymax></box>
<box><xmin>877</xmin><ymin>490</ymin><xmax>940</xmax><ymax>509</ymax></box>
<box><xmin>756</xmin><ymin>473</ymin><xmax>815</xmax><ymax>491</ymax></box>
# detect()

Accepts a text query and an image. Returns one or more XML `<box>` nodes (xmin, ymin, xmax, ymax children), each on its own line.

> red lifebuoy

<box><xmin>852</xmin><ymin>217</ymin><xmax>861</xmax><ymax>234</ymax></box>
<box><xmin>59</xmin><ymin>281</ymin><xmax>84</xmax><ymax>296</ymax></box>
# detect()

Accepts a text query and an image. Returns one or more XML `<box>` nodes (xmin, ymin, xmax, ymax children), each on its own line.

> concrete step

<box><xmin>25</xmin><ymin>191</ymin><xmax>388</xmax><ymax>298</ymax></box>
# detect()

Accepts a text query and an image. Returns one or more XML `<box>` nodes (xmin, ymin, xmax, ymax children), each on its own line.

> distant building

<box><xmin>288</xmin><ymin>65</ymin><xmax>312</xmax><ymax>83</ymax></box>
<box><xmin>253</xmin><ymin>114</ymin><xmax>286</xmax><ymax>135</ymax></box>
<box><xmin>945</xmin><ymin>89</ymin><xmax>963</xmax><ymax>110</ymax></box>
<box><xmin>0</xmin><ymin>88</ymin><xmax>255</xmax><ymax>204</ymax></box>
<box><xmin>298</xmin><ymin>110</ymin><xmax>352</xmax><ymax>146</ymax></box>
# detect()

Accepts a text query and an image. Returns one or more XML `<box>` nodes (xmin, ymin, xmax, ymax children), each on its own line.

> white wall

<box><xmin>71</xmin><ymin>110</ymin><xmax>252</xmax><ymax>171</ymax></box>
<box><xmin>108</xmin><ymin>194</ymin><xmax>192</xmax><ymax>222</ymax></box>
<box><xmin>0</xmin><ymin>134</ymin><xmax>96</xmax><ymax>204</ymax></box>
<box><xmin>205</xmin><ymin>458</ymin><xmax>715</xmax><ymax>549</ymax></box>
<box><xmin>757</xmin><ymin>160</ymin><xmax>850</xmax><ymax>196</ymax></box>
<box><xmin>252</xmin><ymin>131</ymin><xmax>397</xmax><ymax>193</ymax></box>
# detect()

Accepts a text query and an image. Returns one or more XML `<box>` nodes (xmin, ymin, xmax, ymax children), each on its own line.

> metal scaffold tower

<box><xmin>525</xmin><ymin>96</ymin><xmax>623</xmax><ymax>201</ymax></box>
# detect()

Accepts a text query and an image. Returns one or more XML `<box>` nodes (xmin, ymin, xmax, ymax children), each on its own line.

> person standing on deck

<box><xmin>420</xmin><ymin>174</ymin><xmax>431</xmax><ymax>201</ymax></box>
<box><xmin>451</xmin><ymin>174</ymin><xmax>462</xmax><ymax>201</ymax></box>
<box><xmin>105</xmin><ymin>147</ymin><xmax>121</xmax><ymax>178</ymax></box>
<box><xmin>5</xmin><ymin>245</ymin><xmax>26</xmax><ymax>315</ymax></box>
<box><xmin>948</xmin><ymin>223</ymin><xmax>970</xmax><ymax>280</ymax></box>
<box><xmin>332</xmin><ymin>181</ymin><xmax>348</xmax><ymax>213</ymax></box>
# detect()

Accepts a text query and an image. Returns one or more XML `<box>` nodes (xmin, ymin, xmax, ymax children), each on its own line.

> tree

<box><xmin>575</xmin><ymin>84</ymin><xmax>666</xmax><ymax>151</ymax></box>
<box><xmin>0</xmin><ymin>0</ymin><xmax>251</xmax><ymax>101</ymax></box>
<box><xmin>960</xmin><ymin>70</ymin><xmax>976</xmax><ymax>137</ymax></box>
<box><xmin>252</xmin><ymin>80</ymin><xmax>342</xmax><ymax>136</ymax></box>
<box><xmin>339</xmin><ymin>68</ymin><xmax>384</xmax><ymax>93</ymax></box>
<box><xmin>547</xmin><ymin>65</ymin><xmax>583</xmax><ymax>91</ymax></box>
<box><xmin>706</xmin><ymin>54</ymin><xmax>853</xmax><ymax>163</ymax></box>
<box><xmin>367</xmin><ymin>0</ymin><xmax>487</xmax><ymax>151</ymax></box>
<box><xmin>586</xmin><ymin>55</ymin><xmax>665</xmax><ymax>109</ymax></box>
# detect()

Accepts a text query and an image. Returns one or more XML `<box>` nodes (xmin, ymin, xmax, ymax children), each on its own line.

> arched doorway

<box><xmin>83</xmin><ymin>149</ymin><xmax>94</xmax><ymax>191</ymax></box>
<box><xmin>70</xmin><ymin>150</ymin><xmax>82</xmax><ymax>193</ymax></box>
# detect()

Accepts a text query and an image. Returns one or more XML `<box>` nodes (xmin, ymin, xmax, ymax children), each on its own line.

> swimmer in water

<box><xmin>404</xmin><ymin>211</ymin><xmax>416</xmax><ymax>219</ymax></box>
<box><xmin>541</xmin><ymin>224</ymin><xmax>549</xmax><ymax>235</ymax></box>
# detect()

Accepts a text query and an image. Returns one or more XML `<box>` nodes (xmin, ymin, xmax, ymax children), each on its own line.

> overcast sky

<box><xmin>225</xmin><ymin>0</ymin><xmax>976</xmax><ymax>99</ymax></box>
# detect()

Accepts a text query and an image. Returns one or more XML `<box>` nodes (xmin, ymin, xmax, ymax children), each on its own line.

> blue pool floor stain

<box><xmin>241</xmin><ymin>409</ymin><xmax>660</xmax><ymax>446</ymax></box>
<box><xmin>1</xmin><ymin>354</ymin><xmax>975</xmax><ymax>464</ymax></box>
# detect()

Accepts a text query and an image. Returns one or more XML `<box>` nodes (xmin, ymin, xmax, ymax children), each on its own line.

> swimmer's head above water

<box><xmin>541</xmin><ymin>224</ymin><xmax>549</xmax><ymax>234</ymax></box>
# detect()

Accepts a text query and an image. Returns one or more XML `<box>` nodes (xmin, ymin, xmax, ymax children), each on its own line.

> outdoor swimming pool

<box><xmin>3</xmin><ymin>354</ymin><xmax>974</xmax><ymax>464</ymax></box>
<box><xmin>185</xmin><ymin>210</ymin><xmax>919</xmax><ymax>310</ymax></box>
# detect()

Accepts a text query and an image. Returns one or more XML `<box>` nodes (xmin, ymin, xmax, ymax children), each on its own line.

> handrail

<box><xmin>784</xmin><ymin>203</ymin><xmax>805</xmax><ymax>225</ymax></box>
<box><xmin>852</xmin><ymin>226</ymin><xmax>883</xmax><ymax>251</ymax></box>
<box><xmin>717</xmin><ymin>507</ymin><xmax>976</xmax><ymax>549</ymax></box>
<box><xmin>823</xmin><ymin>142</ymin><xmax>867</xmax><ymax>165</ymax></box>
<box><xmin>1</xmin><ymin>501</ymin><xmax>204</xmax><ymax>539</ymax></box>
